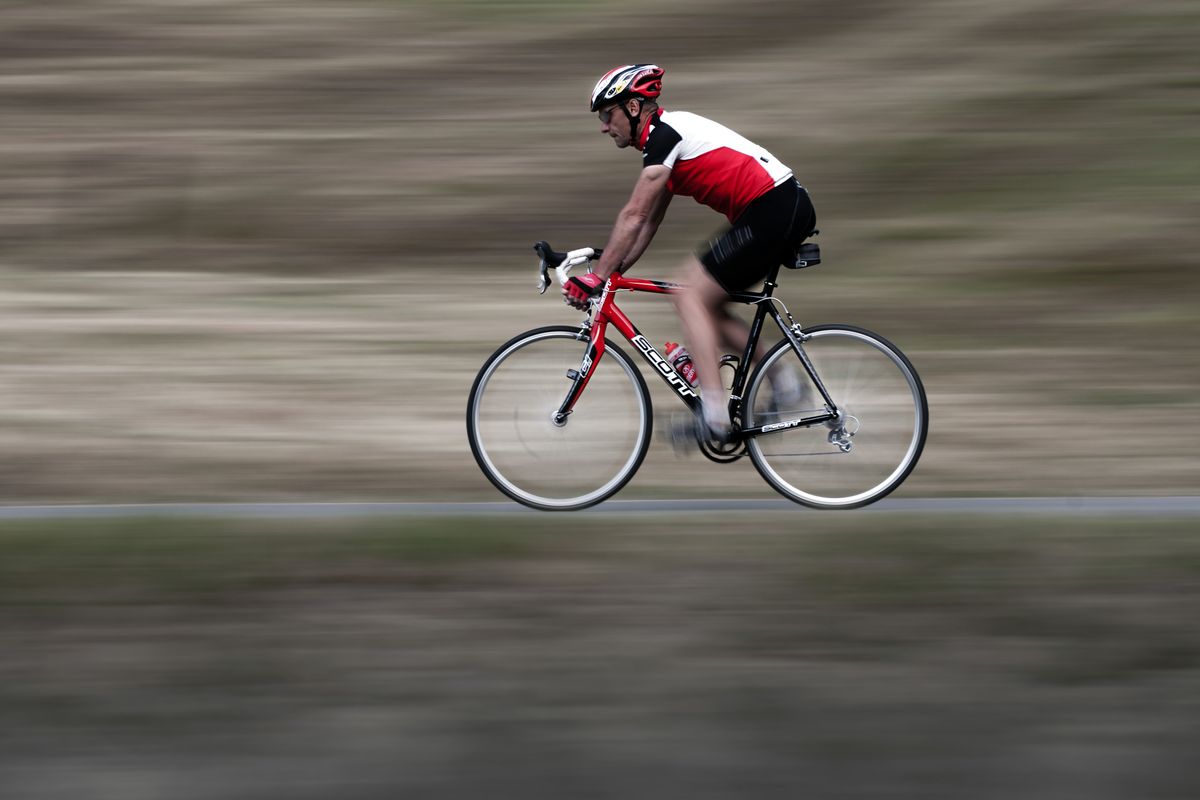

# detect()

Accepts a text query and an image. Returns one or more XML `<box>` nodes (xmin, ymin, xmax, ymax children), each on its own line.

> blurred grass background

<box><xmin>3</xmin><ymin>3</ymin><xmax>1200</xmax><ymax>793</ymax></box>
<box><xmin>2</xmin><ymin>0</ymin><xmax>1198</xmax><ymax>501</ymax></box>
<box><xmin>3</xmin><ymin>512</ymin><xmax>1200</xmax><ymax>796</ymax></box>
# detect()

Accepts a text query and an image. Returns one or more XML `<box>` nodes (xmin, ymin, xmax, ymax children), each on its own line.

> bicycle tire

<box><xmin>467</xmin><ymin>325</ymin><xmax>653</xmax><ymax>510</ymax></box>
<box><xmin>744</xmin><ymin>325</ymin><xmax>928</xmax><ymax>509</ymax></box>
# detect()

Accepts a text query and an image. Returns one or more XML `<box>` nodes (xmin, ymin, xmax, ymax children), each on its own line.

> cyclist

<box><xmin>563</xmin><ymin>64</ymin><xmax>816</xmax><ymax>441</ymax></box>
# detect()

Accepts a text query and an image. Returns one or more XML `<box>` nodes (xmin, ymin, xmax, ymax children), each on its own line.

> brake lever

<box><xmin>533</xmin><ymin>243</ymin><xmax>603</xmax><ymax>295</ymax></box>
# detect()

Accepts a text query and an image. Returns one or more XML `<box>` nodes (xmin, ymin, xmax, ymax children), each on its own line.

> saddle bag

<box><xmin>788</xmin><ymin>242</ymin><xmax>821</xmax><ymax>270</ymax></box>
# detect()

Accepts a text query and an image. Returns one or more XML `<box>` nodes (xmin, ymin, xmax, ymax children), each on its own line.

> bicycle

<box><xmin>466</xmin><ymin>238</ymin><xmax>928</xmax><ymax>510</ymax></box>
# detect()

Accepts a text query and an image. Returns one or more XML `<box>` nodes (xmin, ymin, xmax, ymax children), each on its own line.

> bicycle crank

<box><xmin>700</xmin><ymin>430</ymin><xmax>746</xmax><ymax>463</ymax></box>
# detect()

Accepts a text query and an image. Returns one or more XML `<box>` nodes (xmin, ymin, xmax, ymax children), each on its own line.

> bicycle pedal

<box><xmin>664</xmin><ymin>414</ymin><xmax>702</xmax><ymax>456</ymax></box>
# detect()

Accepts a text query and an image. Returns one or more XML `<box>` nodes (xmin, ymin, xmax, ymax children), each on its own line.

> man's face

<box><xmin>598</xmin><ymin>100</ymin><xmax>637</xmax><ymax>148</ymax></box>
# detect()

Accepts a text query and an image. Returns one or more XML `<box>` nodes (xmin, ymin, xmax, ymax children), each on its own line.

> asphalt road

<box><xmin>1</xmin><ymin>497</ymin><xmax>1198</xmax><ymax>519</ymax></box>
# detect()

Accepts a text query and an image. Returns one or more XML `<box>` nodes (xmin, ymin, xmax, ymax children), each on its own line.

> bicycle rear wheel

<box><xmin>467</xmin><ymin>326</ymin><xmax>652</xmax><ymax>510</ymax></box>
<box><xmin>744</xmin><ymin>325</ymin><xmax>927</xmax><ymax>508</ymax></box>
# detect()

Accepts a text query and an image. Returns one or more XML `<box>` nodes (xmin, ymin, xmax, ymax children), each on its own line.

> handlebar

<box><xmin>533</xmin><ymin>240</ymin><xmax>604</xmax><ymax>294</ymax></box>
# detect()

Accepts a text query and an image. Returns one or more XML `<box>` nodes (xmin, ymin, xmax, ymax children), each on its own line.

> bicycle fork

<box><xmin>554</xmin><ymin>306</ymin><xmax>705</xmax><ymax>426</ymax></box>
<box><xmin>552</xmin><ymin>321</ymin><xmax>601</xmax><ymax>426</ymax></box>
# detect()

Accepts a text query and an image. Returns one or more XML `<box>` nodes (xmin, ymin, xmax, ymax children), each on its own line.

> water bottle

<box><xmin>664</xmin><ymin>341</ymin><xmax>699</xmax><ymax>387</ymax></box>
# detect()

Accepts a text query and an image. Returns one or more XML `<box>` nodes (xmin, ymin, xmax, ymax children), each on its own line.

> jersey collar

<box><xmin>635</xmin><ymin>108</ymin><xmax>664</xmax><ymax>151</ymax></box>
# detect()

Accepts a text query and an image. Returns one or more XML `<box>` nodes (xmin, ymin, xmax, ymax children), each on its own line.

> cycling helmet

<box><xmin>589</xmin><ymin>64</ymin><xmax>664</xmax><ymax>112</ymax></box>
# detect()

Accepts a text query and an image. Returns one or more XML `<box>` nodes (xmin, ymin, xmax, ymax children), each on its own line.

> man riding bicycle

<box><xmin>563</xmin><ymin>64</ymin><xmax>817</xmax><ymax>442</ymax></box>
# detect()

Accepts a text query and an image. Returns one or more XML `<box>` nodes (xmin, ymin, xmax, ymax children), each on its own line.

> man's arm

<box><xmin>623</xmin><ymin>179</ymin><xmax>673</xmax><ymax>273</ymax></box>
<box><xmin>592</xmin><ymin>165</ymin><xmax>672</xmax><ymax>280</ymax></box>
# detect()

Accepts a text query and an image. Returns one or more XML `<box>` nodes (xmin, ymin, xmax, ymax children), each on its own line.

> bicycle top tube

<box><xmin>534</xmin><ymin>240</ymin><xmax>783</xmax><ymax>305</ymax></box>
<box><xmin>604</xmin><ymin>270</ymin><xmax>779</xmax><ymax>305</ymax></box>
<box><xmin>606</xmin><ymin>274</ymin><xmax>679</xmax><ymax>295</ymax></box>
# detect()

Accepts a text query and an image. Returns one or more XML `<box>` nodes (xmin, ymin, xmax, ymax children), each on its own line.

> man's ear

<box><xmin>626</xmin><ymin>98</ymin><xmax>641</xmax><ymax>116</ymax></box>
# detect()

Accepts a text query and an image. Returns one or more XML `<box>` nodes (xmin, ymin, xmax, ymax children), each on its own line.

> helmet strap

<box><xmin>622</xmin><ymin>100</ymin><xmax>643</xmax><ymax>149</ymax></box>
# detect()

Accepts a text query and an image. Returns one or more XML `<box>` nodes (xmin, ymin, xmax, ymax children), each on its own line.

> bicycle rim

<box><xmin>745</xmin><ymin>326</ymin><xmax>927</xmax><ymax>508</ymax></box>
<box><xmin>467</xmin><ymin>327</ymin><xmax>652</xmax><ymax>510</ymax></box>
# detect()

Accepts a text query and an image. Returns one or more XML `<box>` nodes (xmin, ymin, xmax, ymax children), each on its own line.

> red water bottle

<box><xmin>664</xmin><ymin>341</ymin><xmax>699</xmax><ymax>387</ymax></box>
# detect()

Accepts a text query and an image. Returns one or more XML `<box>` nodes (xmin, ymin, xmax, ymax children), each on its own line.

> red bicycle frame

<box><xmin>552</xmin><ymin>272</ymin><xmax>700</xmax><ymax>426</ymax></box>
<box><xmin>552</xmin><ymin>268</ymin><xmax>842</xmax><ymax>439</ymax></box>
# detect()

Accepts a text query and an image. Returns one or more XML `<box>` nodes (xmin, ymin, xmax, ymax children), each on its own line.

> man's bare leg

<box><xmin>713</xmin><ymin>298</ymin><xmax>805</xmax><ymax>412</ymax></box>
<box><xmin>715</xmin><ymin>309</ymin><xmax>765</xmax><ymax>367</ymax></box>
<box><xmin>672</xmin><ymin>257</ymin><xmax>734</xmax><ymax>437</ymax></box>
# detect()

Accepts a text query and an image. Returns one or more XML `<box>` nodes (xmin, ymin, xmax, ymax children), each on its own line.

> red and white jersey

<box><xmin>638</xmin><ymin>109</ymin><xmax>793</xmax><ymax>221</ymax></box>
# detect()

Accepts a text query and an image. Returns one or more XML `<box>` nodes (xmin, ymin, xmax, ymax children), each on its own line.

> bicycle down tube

<box><xmin>554</xmin><ymin>274</ymin><xmax>701</xmax><ymax>424</ymax></box>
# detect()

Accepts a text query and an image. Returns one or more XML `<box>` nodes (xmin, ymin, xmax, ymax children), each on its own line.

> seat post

<box><xmin>761</xmin><ymin>263</ymin><xmax>783</xmax><ymax>297</ymax></box>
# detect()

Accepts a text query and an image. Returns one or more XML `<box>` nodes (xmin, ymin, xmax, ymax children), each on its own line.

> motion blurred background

<box><xmin>2</xmin><ymin>0</ymin><xmax>1197</xmax><ymax>501</ymax></box>
<box><xmin>2</xmin><ymin>1</ymin><xmax>1199</xmax><ymax>796</ymax></box>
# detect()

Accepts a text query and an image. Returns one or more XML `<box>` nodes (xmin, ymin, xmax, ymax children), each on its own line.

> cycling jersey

<box><xmin>639</xmin><ymin>109</ymin><xmax>794</xmax><ymax>222</ymax></box>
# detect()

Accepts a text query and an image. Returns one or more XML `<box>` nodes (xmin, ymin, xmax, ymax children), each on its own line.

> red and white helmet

<box><xmin>589</xmin><ymin>64</ymin><xmax>664</xmax><ymax>112</ymax></box>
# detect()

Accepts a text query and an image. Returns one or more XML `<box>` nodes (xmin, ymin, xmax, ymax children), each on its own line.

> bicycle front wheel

<box><xmin>744</xmin><ymin>325</ymin><xmax>928</xmax><ymax>509</ymax></box>
<box><xmin>467</xmin><ymin>326</ymin><xmax>652</xmax><ymax>510</ymax></box>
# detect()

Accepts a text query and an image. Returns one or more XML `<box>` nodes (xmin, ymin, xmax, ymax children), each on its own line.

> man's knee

<box><xmin>682</xmin><ymin>261</ymin><xmax>728</xmax><ymax>307</ymax></box>
<box><xmin>672</xmin><ymin>258</ymin><xmax>704</xmax><ymax>311</ymax></box>
<box><xmin>715</xmin><ymin>306</ymin><xmax>739</xmax><ymax>324</ymax></box>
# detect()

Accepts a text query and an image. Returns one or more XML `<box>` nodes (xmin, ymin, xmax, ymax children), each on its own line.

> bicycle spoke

<box><xmin>468</xmin><ymin>327</ymin><xmax>652</xmax><ymax>510</ymax></box>
<box><xmin>745</xmin><ymin>326</ymin><xmax>927</xmax><ymax>508</ymax></box>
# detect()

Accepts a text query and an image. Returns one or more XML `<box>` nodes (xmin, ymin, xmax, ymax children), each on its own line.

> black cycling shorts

<box><xmin>698</xmin><ymin>179</ymin><xmax>816</xmax><ymax>293</ymax></box>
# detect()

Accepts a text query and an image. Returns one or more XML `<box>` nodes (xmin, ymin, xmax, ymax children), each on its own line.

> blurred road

<box><xmin>2</xmin><ymin>497</ymin><xmax>1199</xmax><ymax>519</ymax></box>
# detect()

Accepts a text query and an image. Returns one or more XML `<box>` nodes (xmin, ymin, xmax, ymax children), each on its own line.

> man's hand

<box><xmin>563</xmin><ymin>272</ymin><xmax>605</xmax><ymax>310</ymax></box>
